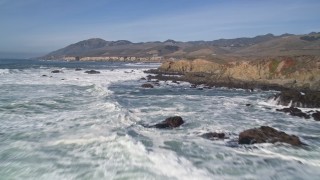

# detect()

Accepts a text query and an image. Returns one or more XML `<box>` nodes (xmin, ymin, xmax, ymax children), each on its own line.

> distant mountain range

<box><xmin>41</xmin><ymin>32</ymin><xmax>320</xmax><ymax>61</ymax></box>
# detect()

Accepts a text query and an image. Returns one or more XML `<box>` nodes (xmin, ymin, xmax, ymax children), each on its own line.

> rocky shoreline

<box><xmin>143</xmin><ymin>67</ymin><xmax>320</xmax><ymax>119</ymax></box>
<box><xmin>138</xmin><ymin>57</ymin><xmax>320</xmax><ymax>147</ymax></box>
<box><xmin>144</xmin><ymin>56</ymin><xmax>320</xmax><ymax>108</ymax></box>
<box><xmin>146</xmin><ymin>56</ymin><xmax>320</xmax><ymax>91</ymax></box>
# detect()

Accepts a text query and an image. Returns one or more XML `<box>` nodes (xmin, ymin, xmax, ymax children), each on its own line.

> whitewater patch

<box><xmin>49</xmin><ymin>133</ymin><xmax>212</xmax><ymax>179</ymax></box>
<box><xmin>2</xmin><ymin>60</ymin><xmax>320</xmax><ymax>179</ymax></box>
<box><xmin>259</xmin><ymin>95</ymin><xmax>320</xmax><ymax>112</ymax></box>
<box><xmin>0</xmin><ymin>69</ymin><xmax>10</xmax><ymax>75</ymax></box>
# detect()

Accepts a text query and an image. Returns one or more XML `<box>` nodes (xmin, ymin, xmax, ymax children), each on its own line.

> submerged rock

<box><xmin>190</xmin><ymin>84</ymin><xmax>197</xmax><ymax>88</ymax></box>
<box><xmin>51</xmin><ymin>70</ymin><xmax>62</xmax><ymax>73</ymax></box>
<box><xmin>238</xmin><ymin>126</ymin><xmax>302</xmax><ymax>146</ymax></box>
<box><xmin>85</xmin><ymin>70</ymin><xmax>100</xmax><ymax>74</ymax></box>
<box><xmin>150</xmin><ymin>116</ymin><xmax>184</xmax><ymax>129</ymax></box>
<box><xmin>312</xmin><ymin>111</ymin><xmax>320</xmax><ymax>121</ymax></box>
<box><xmin>75</xmin><ymin>68</ymin><xmax>82</xmax><ymax>71</ymax></box>
<box><xmin>141</xmin><ymin>83</ymin><xmax>154</xmax><ymax>88</ymax></box>
<box><xmin>276</xmin><ymin>107</ymin><xmax>310</xmax><ymax>119</ymax></box>
<box><xmin>201</xmin><ymin>132</ymin><xmax>225</xmax><ymax>140</ymax></box>
<box><xmin>172</xmin><ymin>80</ymin><xmax>180</xmax><ymax>84</ymax></box>
<box><xmin>270</xmin><ymin>90</ymin><xmax>320</xmax><ymax>108</ymax></box>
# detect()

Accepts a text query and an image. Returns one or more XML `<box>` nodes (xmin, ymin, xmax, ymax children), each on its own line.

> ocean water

<box><xmin>0</xmin><ymin>59</ymin><xmax>320</xmax><ymax>180</ymax></box>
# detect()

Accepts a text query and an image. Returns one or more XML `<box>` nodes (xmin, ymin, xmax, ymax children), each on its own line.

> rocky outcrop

<box><xmin>201</xmin><ymin>132</ymin><xmax>226</xmax><ymax>140</ymax></box>
<box><xmin>141</xmin><ymin>83</ymin><xmax>154</xmax><ymax>88</ymax></box>
<box><xmin>312</xmin><ymin>111</ymin><xmax>320</xmax><ymax>121</ymax></box>
<box><xmin>84</xmin><ymin>70</ymin><xmax>100</xmax><ymax>74</ymax></box>
<box><xmin>275</xmin><ymin>107</ymin><xmax>320</xmax><ymax>121</ymax></box>
<box><xmin>150</xmin><ymin>116</ymin><xmax>184</xmax><ymax>129</ymax></box>
<box><xmin>51</xmin><ymin>70</ymin><xmax>63</xmax><ymax>73</ymax></box>
<box><xmin>238</xmin><ymin>126</ymin><xmax>302</xmax><ymax>146</ymax></box>
<box><xmin>270</xmin><ymin>90</ymin><xmax>320</xmax><ymax>108</ymax></box>
<box><xmin>157</xmin><ymin>56</ymin><xmax>320</xmax><ymax>91</ymax></box>
<box><xmin>276</xmin><ymin>107</ymin><xmax>310</xmax><ymax>119</ymax></box>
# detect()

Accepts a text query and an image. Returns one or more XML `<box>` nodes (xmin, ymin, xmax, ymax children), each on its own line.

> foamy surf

<box><xmin>1</xmin><ymin>59</ymin><xmax>320</xmax><ymax>179</ymax></box>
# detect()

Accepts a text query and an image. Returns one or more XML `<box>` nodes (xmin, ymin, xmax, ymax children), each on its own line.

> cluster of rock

<box><xmin>275</xmin><ymin>106</ymin><xmax>320</xmax><ymax>121</ymax></box>
<box><xmin>270</xmin><ymin>90</ymin><xmax>320</xmax><ymax>108</ymax></box>
<box><xmin>141</xmin><ymin>69</ymin><xmax>320</xmax><ymax>121</ymax></box>
<box><xmin>60</xmin><ymin>56</ymin><xmax>163</xmax><ymax>62</ymax></box>
<box><xmin>148</xmin><ymin>116</ymin><xmax>303</xmax><ymax>146</ymax></box>
<box><xmin>49</xmin><ymin>69</ymin><xmax>101</xmax><ymax>74</ymax></box>
<box><xmin>268</xmin><ymin>90</ymin><xmax>320</xmax><ymax>121</ymax></box>
<box><xmin>140</xmin><ymin>60</ymin><xmax>320</xmax><ymax>147</ymax></box>
<box><xmin>42</xmin><ymin>69</ymin><xmax>102</xmax><ymax>79</ymax></box>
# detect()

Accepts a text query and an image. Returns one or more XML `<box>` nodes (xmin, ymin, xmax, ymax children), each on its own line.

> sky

<box><xmin>0</xmin><ymin>0</ymin><xmax>320</xmax><ymax>58</ymax></box>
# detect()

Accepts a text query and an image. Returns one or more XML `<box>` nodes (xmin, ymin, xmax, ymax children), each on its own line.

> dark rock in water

<box><xmin>85</xmin><ymin>70</ymin><xmax>100</xmax><ymax>74</ymax></box>
<box><xmin>270</xmin><ymin>90</ymin><xmax>320</xmax><ymax>108</ymax></box>
<box><xmin>75</xmin><ymin>68</ymin><xmax>82</xmax><ymax>71</ymax></box>
<box><xmin>151</xmin><ymin>116</ymin><xmax>184</xmax><ymax>129</ymax></box>
<box><xmin>146</xmin><ymin>75</ymin><xmax>152</xmax><ymax>80</ymax></box>
<box><xmin>246</xmin><ymin>104</ymin><xmax>251</xmax><ymax>106</ymax></box>
<box><xmin>61</xmin><ymin>79</ymin><xmax>65</xmax><ymax>80</ymax></box>
<box><xmin>51</xmin><ymin>70</ymin><xmax>62</xmax><ymax>73</ymax></box>
<box><xmin>238</xmin><ymin>126</ymin><xmax>302</xmax><ymax>146</ymax></box>
<box><xmin>190</xmin><ymin>84</ymin><xmax>197</xmax><ymax>88</ymax></box>
<box><xmin>140</xmin><ymin>77</ymin><xmax>146</xmax><ymax>80</ymax></box>
<box><xmin>141</xmin><ymin>83</ymin><xmax>154</xmax><ymax>88</ymax></box>
<box><xmin>41</xmin><ymin>75</ymin><xmax>47</xmax><ymax>77</ymax></box>
<box><xmin>312</xmin><ymin>111</ymin><xmax>320</xmax><ymax>121</ymax></box>
<box><xmin>201</xmin><ymin>132</ymin><xmax>225</xmax><ymax>140</ymax></box>
<box><xmin>172</xmin><ymin>80</ymin><xmax>180</xmax><ymax>84</ymax></box>
<box><xmin>276</xmin><ymin>107</ymin><xmax>310</xmax><ymax>119</ymax></box>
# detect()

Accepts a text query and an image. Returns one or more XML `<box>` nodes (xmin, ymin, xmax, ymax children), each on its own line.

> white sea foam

<box><xmin>0</xmin><ymin>68</ymin><xmax>10</xmax><ymax>75</ymax></box>
<box><xmin>124</xmin><ymin>62</ymin><xmax>161</xmax><ymax>67</ymax></box>
<box><xmin>2</xmin><ymin>62</ymin><xmax>320</xmax><ymax>179</ymax></box>
<box><xmin>259</xmin><ymin>97</ymin><xmax>320</xmax><ymax>111</ymax></box>
<box><xmin>51</xmin><ymin>135</ymin><xmax>118</xmax><ymax>145</ymax></box>
<box><xmin>147</xmin><ymin>150</ymin><xmax>211</xmax><ymax>180</ymax></box>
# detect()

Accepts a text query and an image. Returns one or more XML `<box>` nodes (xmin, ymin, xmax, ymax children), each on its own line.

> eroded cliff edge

<box><xmin>152</xmin><ymin>56</ymin><xmax>320</xmax><ymax>91</ymax></box>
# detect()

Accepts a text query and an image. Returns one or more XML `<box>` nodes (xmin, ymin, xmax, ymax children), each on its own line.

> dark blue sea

<box><xmin>0</xmin><ymin>59</ymin><xmax>319</xmax><ymax>179</ymax></box>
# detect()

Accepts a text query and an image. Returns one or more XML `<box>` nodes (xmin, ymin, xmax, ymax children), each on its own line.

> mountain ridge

<box><xmin>41</xmin><ymin>32</ymin><xmax>320</xmax><ymax>61</ymax></box>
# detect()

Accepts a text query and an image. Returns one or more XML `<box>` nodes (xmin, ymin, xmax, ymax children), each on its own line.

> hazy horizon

<box><xmin>1</xmin><ymin>0</ymin><xmax>320</xmax><ymax>58</ymax></box>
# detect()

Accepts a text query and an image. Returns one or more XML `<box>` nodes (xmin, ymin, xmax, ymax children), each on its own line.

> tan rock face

<box><xmin>159</xmin><ymin>56</ymin><xmax>320</xmax><ymax>90</ymax></box>
<box><xmin>160</xmin><ymin>59</ymin><xmax>221</xmax><ymax>73</ymax></box>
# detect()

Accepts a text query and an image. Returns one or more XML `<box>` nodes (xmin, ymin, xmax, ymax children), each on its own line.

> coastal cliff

<box><xmin>156</xmin><ymin>56</ymin><xmax>320</xmax><ymax>90</ymax></box>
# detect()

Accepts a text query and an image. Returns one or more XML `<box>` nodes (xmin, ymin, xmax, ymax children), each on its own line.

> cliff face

<box><xmin>158</xmin><ymin>56</ymin><xmax>320</xmax><ymax>90</ymax></box>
